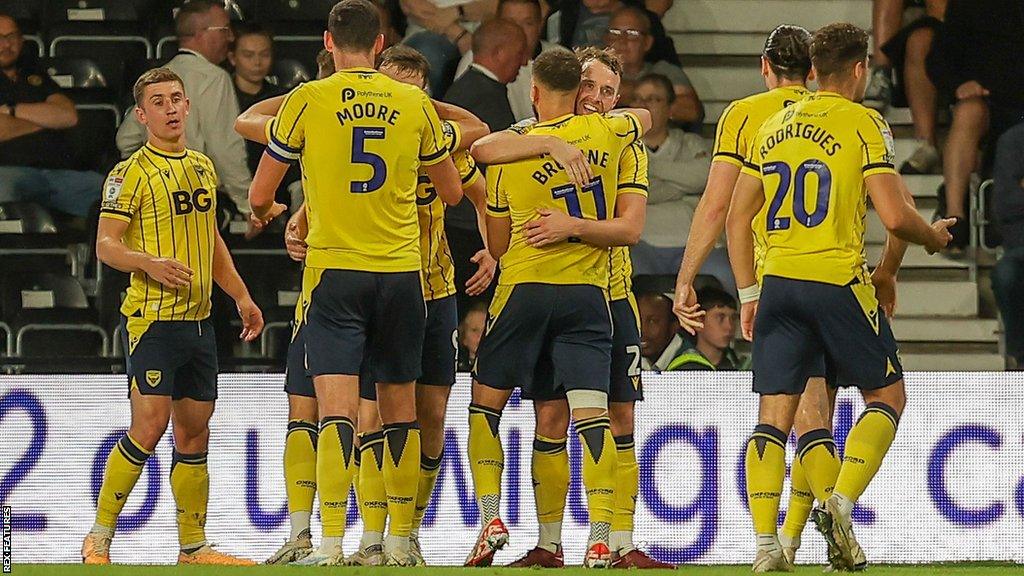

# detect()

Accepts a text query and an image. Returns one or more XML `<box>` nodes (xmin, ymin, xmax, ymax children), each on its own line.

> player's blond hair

<box><xmin>132</xmin><ymin>67</ymin><xmax>185</xmax><ymax>107</ymax></box>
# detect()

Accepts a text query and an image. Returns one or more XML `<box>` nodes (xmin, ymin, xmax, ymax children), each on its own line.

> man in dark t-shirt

<box><xmin>0</xmin><ymin>13</ymin><xmax>102</xmax><ymax>217</ymax></box>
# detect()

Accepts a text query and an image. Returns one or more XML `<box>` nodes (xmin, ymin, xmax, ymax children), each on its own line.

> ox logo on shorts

<box><xmin>146</xmin><ymin>370</ymin><xmax>162</xmax><ymax>387</ymax></box>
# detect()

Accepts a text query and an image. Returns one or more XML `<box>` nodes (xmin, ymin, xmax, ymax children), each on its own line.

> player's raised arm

<box><xmin>725</xmin><ymin>171</ymin><xmax>765</xmax><ymax>342</ymax></box>
<box><xmin>211</xmin><ymin>228</ymin><xmax>264</xmax><ymax>341</ymax></box>
<box><xmin>234</xmin><ymin>94</ymin><xmax>287</xmax><ymax>144</ymax></box>
<box><xmin>432</xmin><ymin>100</ymin><xmax>490</xmax><ymax>149</ymax></box>
<box><xmin>471</xmin><ymin>132</ymin><xmax>593</xmax><ymax>189</ymax></box>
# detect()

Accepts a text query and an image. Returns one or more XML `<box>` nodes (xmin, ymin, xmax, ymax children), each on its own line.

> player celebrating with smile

<box><xmin>726</xmin><ymin>23</ymin><xmax>954</xmax><ymax>572</ymax></box>
<box><xmin>82</xmin><ymin>68</ymin><xmax>264</xmax><ymax>566</ymax></box>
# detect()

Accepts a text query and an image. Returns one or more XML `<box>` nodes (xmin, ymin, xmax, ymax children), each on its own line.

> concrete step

<box><xmin>899</xmin><ymin>352</ymin><xmax>1004</xmax><ymax>371</ymax></box>
<box><xmin>895</xmin><ymin>281</ymin><xmax>978</xmax><ymax>317</ymax></box>
<box><xmin>672</xmin><ymin>32</ymin><xmax>770</xmax><ymax>56</ymax></box>
<box><xmin>865</xmin><ymin>244</ymin><xmax>968</xmax><ymax>270</ymax></box>
<box><xmin>664</xmin><ymin>0</ymin><xmax>872</xmax><ymax>33</ymax></box>
<box><xmin>866</xmin><ymin>206</ymin><xmax>934</xmax><ymax>244</ymax></box>
<box><xmin>892</xmin><ymin>317</ymin><xmax>999</xmax><ymax>343</ymax></box>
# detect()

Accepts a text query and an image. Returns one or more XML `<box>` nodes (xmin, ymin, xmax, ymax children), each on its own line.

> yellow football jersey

<box><xmin>419</xmin><ymin>120</ymin><xmax>481</xmax><ymax>300</ymax></box>
<box><xmin>99</xmin><ymin>144</ymin><xmax>218</xmax><ymax>321</ymax></box>
<box><xmin>741</xmin><ymin>91</ymin><xmax>897</xmax><ymax>286</ymax></box>
<box><xmin>269</xmin><ymin>68</ymin><xmax>450</xmax><ymax>272</ymax></box>
<box><xmin>608</xmin><ymin>141</ymin><xmax>649</xmax><ymax>301</ymax></box>
<box><xmin>486</xmin><ymin>112</ymin><xmax>642</xmax><ymax>287</ymax></box>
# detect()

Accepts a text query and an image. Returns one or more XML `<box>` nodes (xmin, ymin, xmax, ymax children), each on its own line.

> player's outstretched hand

<box><xmin>925</xmin><ymin>217</ymin><xmax>956</xmax><ymax>254</ymax></box>
<box><xmin>525</xmin><ymin>209</ymin><xmax>577</xmax><ymax>247</ymax></box>
<box><xmin>236</xmin><ymin>296</ymin><xmax>265</xmax><ymax>342</ymax></box>
<box><xmin>673</xmin><ymin>283</ymin><xmax>705</xmax><ymax>335</ymax></box>
<box><xmin>740</xmin><ymin>300</ymin><xmax>757</xmax><ymax>342</ymax></box>
<box><xmin>548</xmin><ymin>139</ymin><xmax>592</xmax><ymax>189</ymax></box>
<box><xmin>872</xmin><ymin>270</ymin><xmax>897</xmax><ymax>319</ymax></box>
<box><xmin>285</xmin><ymin>228</ymin><xmax>308</xmax><ymax>262</ymax></box>
<box><xmin>245</xmin><ymin>202</ymin><xmax>288</xmax><ymax>240</ymax></box>
<box><xmin>144</xmin><ymin>257</ymin><xmax>193</xmax><ymax>288</ymax></box>
<box><xmin>466</xmin><ymin>249</ymin><xmax>496</xmax><ymax>296</ymax></box>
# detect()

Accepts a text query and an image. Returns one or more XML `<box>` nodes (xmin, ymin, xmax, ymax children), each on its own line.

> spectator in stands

<box><xmin>637</xmin><ymin>291</ymin><xmax>687</xmax><ymax>371</ymax></box>
<box><xmin>400</xmin><ymin>0</ymin><xmax>497</xmax><ymax>96</ymax></box>
<box><xmin>457</xmin><ymin>301</ymin><xmax>488</xmax><ymax>371</ymax></box>
<box><xmin>444</xmin><ymin>18</ymin><xmax>525</xmax><ymax>314</ymax></box>
<box><xmin>865</xmin><ymin>0</ymin><xmax>945</xmax><ymax>109</ymax></box>
<box><xmin>928</xmin><ymin>0</ymin><xmax>1024</xmax><ymax>252</ymax></box>
<box><xmin>990</xmin><ymin>122</ymin><xmax>1024</xmax><ymax>370</ymax></box>
<box><xmin>0</xmin><ymin>13</ymin><xmax>101</xmax><ymax>218</ymax></box>
<box><xmin>630</xmin><ymin>73</ymin><xmax>709</xmax><ymax>275</ymax></box>
<box><xmin>643</xmin><ymin>0</ymin><xmax>672</xmax><ymax>18</ymax></box>
<box><xmin>552</xmin><ymin>0</ymin><xmax>679</xmax><ymax>67</ymax></box>
<box><xmin>116</xmin><ymin>1</ymin><xmax>254</xmax><ymax>228</ymax></box>
<box><xmin>665</xmin><ymin>287</ymin><xmax>746</xmax><ymax>371</ymax></box>
<box><xmin>454</xmin><ymin>0</ymin><xmax>561</xmax><ymax>121</ymax></box>
<box><xmin>229</xmin><ymin>24</ymin><xmax>285</xmax><ymax>172</ymax></box>
<box><xmin>606</xmin><ymin>6</ymin><xmax>704</xmax><ymax>127</ymax></box>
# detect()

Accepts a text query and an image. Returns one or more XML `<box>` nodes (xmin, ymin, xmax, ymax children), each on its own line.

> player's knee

<box><xmin>535</xmin><ymin>407</ymin><xmax>569</xmax><ymax>439</ymax></box>
<box><xmin>862</xmin><ymin>382</ymin><xmax>906</xmax><ymax>417</ymax></box>
<box><xmin>288</xmin><ymin>394</ymin><xmax>319</xmax><ymax>422</ymax></box>
<box><xmin>608</xmin><ymin>401</ymin><xmax>635</xmax><ymax>437</ymax></box>
<box><xmin>172</xmin><ymin>425</ymin><xmax>210</xmax><ymax>454</ymax></box>
<box><xmin>358</xmin><ymin>400</ymin><xmax>383</xmax><ymax>435</ymax></box>
<box><xmin>129</xmin><ymin>420</ymin><xmax>168</xmax><ymax>452</ymax></box>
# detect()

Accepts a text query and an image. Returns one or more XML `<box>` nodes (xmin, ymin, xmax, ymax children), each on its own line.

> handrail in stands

<box><xmin>15</xmin><ymin>324</ymin><xmax>110</xmax><ymax>357</ymax></box>
<box><xmin>49</xmin><ymin>35</ymin><xmax>154</xmax><ymax>59</ymax></box>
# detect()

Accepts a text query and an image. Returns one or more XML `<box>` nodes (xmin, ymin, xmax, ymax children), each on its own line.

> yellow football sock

<box><xmin>532</xmin><ymin>434</ymin><xmax>568</xmax><ymax>553</ymax></box>
<box><xmin>95</xmin><ymin>434</ymin><xmax>151</xmax><ymax>530</ymax></box>
<box><xmin>745</xmin><ymin>424</ymin><xmax>787</xmax><ymax>535</ymax></box>
<box><xmin>170</xmin><ymin>451</ymin><xmax>209</xmax><ymax>550</ymax></box>
<box><xmin>576</xmin><ymin>415</ymin><xmax>616</xmax><ymax>543</ymax></box>
<box><xmin>358</xmin><ymin>430</ymin><xmax>388</xmax><ymax>535</ymax></box>
<box><xmin>382</xmin><ymin>422</ymin><xmax>421</xmax><ymax>537</ymax></box>
<box><xmin>611</xmin><ymin>434</ymin><xmax>638</xmax><ymax>553</ymax></box>
<box><xmin>780</xmin><ymin>455</ymin><xmax>813</xmax><ymax>542</ymax></box>
<box><xmin>468</xmin><ymin>404</ymin><xmax>504</xmax><ymax>524</ymax></box>
<box><xmin>412</xmin><ymin>452</ymin><xmax>443</xmax><ymax>533</ymax></box>
<box><xmin>284</xmin><ymin>420</ymin><xmax>317</xmax><ymax>538</ymax></box>
<box><xmin>798</xmin><ymin>428</ymin><xmax>841</xmax><ymax>503</ymax></box>
<box><xmin>318</xmin><ymin>416</ymin><xmax>357</xmax><ymax>538</ymax></box>
<box><xmin>834</xmin><ymin>403</ymin><xmax>899</xmax><ymax>502</ymax></box>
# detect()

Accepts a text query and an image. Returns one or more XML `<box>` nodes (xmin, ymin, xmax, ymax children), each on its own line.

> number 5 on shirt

<box><xmin>351</xmin><ymin>127</ymin><xmax>387</xmax><ymax>193</ymax></box>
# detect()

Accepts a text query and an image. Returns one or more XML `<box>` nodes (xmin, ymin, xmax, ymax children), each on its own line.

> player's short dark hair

<box><xmin>810</xmin><ymin>22</ymin><xmax>869</xmax><ymax>80</ymax></box>
<box><xmin>763</xmin><ymin>24</ymin><xmax>812</xmax><ymax>80</ymax></box>
<box><xmin>697</xmin><ymin>286</ymin><xmax>737</xmax><ymax>311</ymax></box>
<box><xmin>533</xmin><ymin>49</ymin><xmax>582</xmax><ymax>93</ymax></box>
<box><xmin>231</xmin><ymin>21</ymin><xmax>274</xmax><ymax>48</ymax></box>
<box><xmin>316</xmin><ymin>49</ymin><xmax>335</xmax><ymax>79</ymax></box>
<box><xmin>328</xmin><ymin>0</ymin><xmax>381</xmax><ymax>52</ymax></box>
<box><xmin>575</xmin><ymin>46</ymin><xmax>622</xmax><ymax>78</ymax></box>
<box><xmin>377</xmin><ymin>45</ymin><xmax>431</xmax><ymax>87</ymax></box>
<box><xmin>175</xmin><ymin>0</ymin><xmax>222</xmax><ymax>38</ymax></box>
<box><xmin>133</xmin><ymin>67</ymin><xmax>185</xmax><ymax>107</ymax></box>
<box><xmin>637</xmin><ymin>73</ymin><xmax>676</xmax><ymax>104</ymax></box>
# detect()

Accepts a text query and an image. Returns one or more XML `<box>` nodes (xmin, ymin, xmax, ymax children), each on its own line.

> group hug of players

<box><xmin>80</xmin><ymin>0</ymin><xmax>955</xmax><ymax>571</ymax></box>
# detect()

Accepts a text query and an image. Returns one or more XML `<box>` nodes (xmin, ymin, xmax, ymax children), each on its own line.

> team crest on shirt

<box><xmin>145</xmin><ymin>370</ymin><xmax>162</xmax><ymax>387</ymax></box>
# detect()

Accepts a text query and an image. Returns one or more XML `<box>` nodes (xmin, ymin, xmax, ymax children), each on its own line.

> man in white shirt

<box><xmin>116</xmin><ymin>0</ymin><xmax>252</xmax><ymax>220</ymax></box>
<box><xmin>453</xmin><ymin>0</ymin><xmax>562</xmax><ymax>121</ymax></box>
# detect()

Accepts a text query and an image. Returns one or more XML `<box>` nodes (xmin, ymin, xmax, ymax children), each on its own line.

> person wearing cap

<box><xmin>665</xmin><ymin>287</ymin><xmax>748</xmax><ymax>371</ymax></box>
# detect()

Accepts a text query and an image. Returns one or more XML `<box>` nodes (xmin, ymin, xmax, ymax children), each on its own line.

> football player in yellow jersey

<box><xmin>248</xmin><ymin>2</ymin><xmax>464</xmax><ymax>565</ymax></box>
<box><xmin>726</xmin><ymin>24</ymin><xmax>954</xmax><ymax>572</ymax></box>
<box><xmin>470</xmin><ymin>47</ymin><xmax>668</xmax><ymax>570</ymax></box>
<box><xmin>464</xmin><ymin>49</ymin><xmax>645</xmax><ymax>569</ymax></box>
<box><xmin>82</xmin><ymin>68</ymin><xmax>264</xmax><ymax>567</ymax></box>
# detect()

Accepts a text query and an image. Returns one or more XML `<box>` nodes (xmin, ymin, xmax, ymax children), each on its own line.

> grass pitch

<box><xmin>12</xmin><ymin>564</ymin><xmax>1024</xmax><ymax>575</ymax></box>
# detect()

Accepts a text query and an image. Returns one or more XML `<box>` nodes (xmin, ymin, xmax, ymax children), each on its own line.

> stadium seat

<box><xmin>229</xmin><ymin>250</ymin><xmax>302</xmax><ymax>358</ymax></box>
<box><xmin>0</xmin><ymin>321</ymin><xmax>11</xmax><ymax>357</ymax></box>
<box><xmin>41</xmin><ymin>56</ymin><xmax>118</xmax><ymax>106</ymax></box>
<box><xmin>273</xmin><ymin>36</ymin><xmax>323</xmax><ymax>75</ymax></box>
<box><xmin>2</xmin><ymin>273</ymin><xmax>108</xmax><ymax>358</ymax></box>
<box><xmin>69</xmin><ymin>105</ymin><xmax>121</xmax><ymax>174</ymax></box>
<box><xmin>269</xmin><ymin>58</ymin><xmax>312</xmax><ymax>91</ymax></box>
<box><xmin>49</xmin><ymin>37</ymin><xmax>152</xmax><ymax>106</ymax></box>
<box><xmin>257</xmin><ymin>0</ymin><xmax>336</xmax><ymax>35</ymax></box>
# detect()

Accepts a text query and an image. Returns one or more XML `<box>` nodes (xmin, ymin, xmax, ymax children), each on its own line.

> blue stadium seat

<box><xmin>269</xmin><ymin>58</ymin><xmax>312</xmax><ymax>90</ymax></box>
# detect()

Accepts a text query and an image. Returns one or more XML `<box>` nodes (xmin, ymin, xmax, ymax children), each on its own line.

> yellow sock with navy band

<box><xmin>468</xmin><ymin>404</ymin><xmax>504</xmax><ymax>525</ymax></box>
<box><xmin>532</xmin><ymin>434</ymin><xmax>568</xmax><ymax>553</ymax></box>
<box><xmin>575</xmin><ymin>415</ymin><xmax>616</xmax><ymax>545</ymax></box>
<box><xmin>412</xmin><ymin>451</ymin><xmax>443</xmax><ymax>534</ymax></box>
<box><xmin>745</xmin><ymin>424</ymin><xmax>787</xmax><ymax>536</ymax></box>
<box><xmin>318</xmin><ymin>416</ymin><xmax>357</xmax><ymax>539</ymax></box>
<box><xmin>797</xmin><ymin>428</ymin><xmax>841</xmax><ymax>503</ymax></box>
<box><xmin>358</xmin><ymin>430</ymin><xmax>388</xmax><ymax>547</ymax></box>
<box><xmin>780</xmin><ymin>456</ymin><xmax>813</xmax><ymax>545</ymax></box>
<box><xmin>834</xmin><ymin>403</ymin><xmax>899</xmax><ymax>504</ymax></box>
<box><xmin>284</xmin><ymin>420</ymin><xmax>317</xmax><ymax>541</ymax></box>
<box><xmin>610</xmin><ymin>434</ymin><xmax>639</xmax><ymax>554</ymax></box>
<box><xmin>94</xmin><ymin>434</ymin><xmax>152</xmax><ymax>532</ymax></box>
<box><xmin>170</xmin><ymin>451</ymin><xmax>209</xmax><ymax>552</ymax></box>
<box><xmin>382</xmin><ymin>422</ymin><xmax>421</xmax><ymax>540</ymax></box>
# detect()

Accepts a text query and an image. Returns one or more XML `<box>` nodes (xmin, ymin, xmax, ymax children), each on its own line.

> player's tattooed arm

<box><xmin>674</xmin><ymin>160</ymin><xmax>742</xmax><ymax>334</ymax></box>
<box><xmin>725</xmin><ymin>172</ymin><xmax>765</xmax><ymax>342</ymax></box>
<box><xmin>471</xmin><ymin>132</ymin><xmax>593</xmax><ymax>189</ymax></box>
<box><xmin>96</xmin><ymin>217</ymin><xmax>193</xmax><ymax>288</ymax></box>
<box><xmin>432</xmin><ymin>100</ymin><xmax>489</xmax><ymax>150</ymax></box>
<box><xmin>234</xmin><ymin>95</ymin><xmax>286</xmax><ymax>145</ymax></box>
<box><xmin>212</xmin><ymin>229</ymin><xmax>265</xmax><ymax>342</ymax></box>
